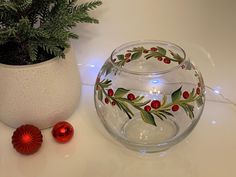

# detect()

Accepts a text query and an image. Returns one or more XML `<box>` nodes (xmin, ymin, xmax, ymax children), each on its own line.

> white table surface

<box><xmin>1</xmin><ymin>0</ymin><xmax>236</xmax><ymax>177</ymax></box>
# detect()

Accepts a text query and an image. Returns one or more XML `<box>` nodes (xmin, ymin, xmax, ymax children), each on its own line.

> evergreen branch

<box><xmin>27</xmin><ymin>42</ymin><xmax>38</xmax><ymax>61</ymax></box>
<box><xmin>0</xmin><ymin>2</ymin><xmax>17</xmax><ymax>12</ymax></box>
<box><xmin>0</xmin><ymin>0</ymin><xmax>102</xmax><ymax>64</ymax></box>
<box><xmin>78</xmin><ymin>1</ymin><xmax>103</xmax><ymax>12</ymax></box>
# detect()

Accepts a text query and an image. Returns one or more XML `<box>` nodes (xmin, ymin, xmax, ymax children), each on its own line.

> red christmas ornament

<box><xmin>52</xmin><ymin>121</ymin><xmax>74</xmax><ymax>143</ymax></box>
<box><xmin>12</xmin><ymin>124</ymin><xmax>43</xmax><ymax>155</ymax></box>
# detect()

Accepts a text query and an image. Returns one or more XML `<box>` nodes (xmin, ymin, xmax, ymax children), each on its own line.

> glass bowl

<box><xmin>94</xmin><ymin>40</ymin><xmax>205</xmax><ymax>152</ymax></box>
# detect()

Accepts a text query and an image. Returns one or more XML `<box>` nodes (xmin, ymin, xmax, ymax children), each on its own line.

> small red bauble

<box><xmin>183</xmin><ymin>91</ymin><xmax>190</xmax><ymax>99</ymax></box>
<box><xmin>52</xmin><ymin>121</ymin><xmax>74</xmax><ymax>143</ymax></box>
<box><xmin>151</xmin><ymin>100</ymin><xmax>161</xmax><ymax>109</ymax></box>
<box><xmin>127</xmin><ymin>93</ymin><xmax>135</xmax><ymax>101</ymax></box>
<box><xmin>12</xmin><ymin>124</ymin><xmax>43</xmax><ymax>155</ymax></box>
<box><xmin>172</xmin><ymin>105</ymin><xmax>179</xmax><ymax>112</ymax></box>
<box><xmin>111</xmin><ymin>101</ymin><xmax>116</xmax><ymax>106</ymax></box>
<box><xmin>107</xmin><ymin>89</ymin><xmax>114</xmax><ymax>96</ymax></box>
<box><xmin>163</xmin><ymin>57</ymin><xmax>171</xmax><ymax>64</ymax></box>
<box><xmin>144</xmin><ymin>105</ymin><xmax>151</xmax><ymax>112</ymax></box>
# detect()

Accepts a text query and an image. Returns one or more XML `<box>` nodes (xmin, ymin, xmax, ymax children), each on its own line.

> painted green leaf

<box><xmin>157</xmin><ymin>46</ymin><xmax>166</xmax><ymax>56</ymax></box>
<box><xmin>152</xmin><ymin>112</ymin><xmax>164</xmax><ymax>121</ymax></box>
<box><xmin>169</xmin><ymin>50</ymin><xmax>183</xmax><ymax>61</ymax></box>
<box><xmin>190</xmin><ymin>88</ymin><xmax>195</xmax><ymax>98</ymax></box>
<box><xmin>145</xmin><ymin>52</ymin><xmax>162</xmax><ymax>59</ymax></box>
<box><xmin>140</xmin><ymin>110</ymin><xmax>157</xmax><ymax>126</ymax></box>
<box><xmin>185</xmin><ymin>60</ymin><xmax>192</xmax><ymax>70</ymax></box>
<box><xmin>117</xmin><ymin>54</ymin><xmax>125</xmax><ymax>61</ymax></box>
<box><xmin>116</xmin><ymin>101</ymin><xmax>133</xmax><ymax>119</ymax></box>
<box><xmin>131</xmin><ymin>51</ymin><xmax>142</xmax><ymax>60</ymax></box>
<box><xmin>181</xmin><ymin>103</ymin><xmax>194</xmax><ymax>119</ymax></box>
<box><xmin>134</xmin><ymin>100</ymin><xmax>151</xmax><ymax>107</ymax></box>
<box><xmin>105</xmin><ymin>62</ymin><xmax>113</xmax><ymax>76</ymax></box>
<box><xmin>97</xmin><ymin>90</ymin><xmax>103</xmax><ymax>102</ymax></box>
<box><xmin>159</xmin><ymin>112</ymin><xmax>167</xmax><ymax>119</ymax></box>
<box><xmin>162</xmin><ymin>95</ymin><xmax>167</xmax><ymax>106</ymax></box>
<box><xmin>159</xmin><ymin>110</ymin><xmax>174</xmax><ymax>117</ymax></box>
<box><xmin>133</xmin><ymin>47</ymin><xmax>145</xmax><ymax>52</ymax></box>
<box><xmin>101</xmin><ymin>79</ymin><xmax>112</xmax><ymax>88</ymax></box>
<box><xmin>196</xmin><ymin>96</ymin><xmax>204</xmax><ymax>107</ymax></box>
<box><xmin>103</xmin><ymin>79</ymin><xmax>112</xmax><ymax>84</ymax></box>
<box><xmin>171</xmin><ymin>87</ymin><xmax>182</xmax><ymax>103</ymax></box>
<box><xmin>133</xmin><ymin>96</ymin><xmax>145</xmax><ymax>102</ymax></box>
<box><xmin>114</xmin><ymin>88</ymin><xmax>130</xmax><ymax>98</ymax></box>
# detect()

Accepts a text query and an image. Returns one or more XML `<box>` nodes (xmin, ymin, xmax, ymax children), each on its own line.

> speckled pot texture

<box><xmin>0</xmin><ymin>48</ymin><xmax>80</xmax><ymax>129</ymax></box>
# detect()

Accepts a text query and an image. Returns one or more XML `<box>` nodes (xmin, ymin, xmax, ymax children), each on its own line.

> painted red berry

<box><xmin>157</xmin><ymin>57</ymin><xmax>163</xmax><ymax>61</ymax></box>
<box><xmin>143</xmin><ymin>50</ymin><xmax>149</xmax><ymax>53</ymax></box>
<box><xmin>163</xmin><ymin>57</ymin><xmax>171</xmax><ymax>64</ymax></box>
<box><xmin>105</xmin><ymin>97</ymin><xmax>109</xmax><ymax>104</ymax></box>
<box><xmin>125</xmin><ymin>53</ymin><xmax>131</xmax><ymax>58</ymax></box>
<box><xmin>144</xmin><ymin>105</ymin><xmax>151</xmax><ymax>112</ymax></box>
<box><xmin>96</xmin><ymin>77</ymin><xmax>100</xmax><ymax>84</ymax></box>
<box><xmin>150</xmin><ymin>47</ymin><xmax>157</xmax><ymax>51</ymax></box>
<box><xmin>126</xmin><ymin>59</ymin><xmax>131</xmax><ymax>63</ymax></box>
<box><xmin>181</xmin><ymin>65</ymin><xmax>185</xmax><ymax>69</ymax></box>
<box><xmin>196</xmin><ymin>87</ymin><xmax>201</xmax><ymax>95</ymax></box>
<box><xmin>107</xmin><ymin>89</ymin><xmax>114</xmax><ymax>96</ymax></box>
<box><xmin>111</xmin><ymin>101</ymin><xmax>116</xmax><ymax>106</ymax></box>
<box><xmin>127</xmin><ymin>93</ymin><xmax>135</xmax><ymax>100</ymax></box>
<box><xmin>172</xmin><ymin>105</ymin><xmax>179</xmax><ymax>112</ymax></box>
<box><xmin>151</xmin><ymin>100</ymin><xmax>161</xmax><ymax>109</ymax></box>
<box><xmin>183</xmin><ymin>91</ymin><xmax>190</xmax><ymax>99</ymax></box>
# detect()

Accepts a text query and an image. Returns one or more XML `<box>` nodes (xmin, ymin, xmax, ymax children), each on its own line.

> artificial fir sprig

<box><xmin>0</xmin><ymin>0</ymin><xmax>102</xmax><ymax>65</ymax></box>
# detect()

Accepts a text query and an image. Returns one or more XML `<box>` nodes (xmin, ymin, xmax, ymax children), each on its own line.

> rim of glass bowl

<box><xmin>110</xmin><ymin>40</ymin><xmax>187</xmax><ymax>76</ymax></box>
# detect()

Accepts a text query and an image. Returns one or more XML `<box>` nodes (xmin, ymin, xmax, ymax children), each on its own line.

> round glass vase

<box><xmin>94</xmin><ymin>40</ymin><xmax>205</xmax><ymax>152</ymax></box>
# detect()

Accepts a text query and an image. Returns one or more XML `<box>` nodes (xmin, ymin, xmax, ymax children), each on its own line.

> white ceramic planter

<box><xmin>0</xmin><ymin>48</ymin><xmax>80</xmax><ymax>129</ymax></box>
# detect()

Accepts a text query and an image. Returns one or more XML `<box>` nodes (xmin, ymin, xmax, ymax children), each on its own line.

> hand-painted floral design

<box><xmin>96</xmin><ymin>79</ymin><xmax>203</xmax><ymax>126</ymax></box>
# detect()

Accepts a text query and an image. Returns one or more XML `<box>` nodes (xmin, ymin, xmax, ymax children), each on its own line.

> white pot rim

<box><xmin>0</xmin><ymin>48</ymin><xmax>70</xmax><ymax>69</ymax></box>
